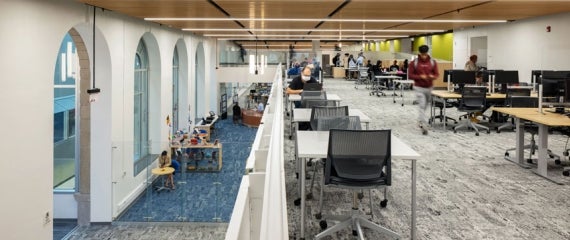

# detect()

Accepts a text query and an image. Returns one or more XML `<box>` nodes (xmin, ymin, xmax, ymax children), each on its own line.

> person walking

<box><xmin>408</xmin><ymin>45</ymin><xmax>439</xmax><ymax>135</ymax></box>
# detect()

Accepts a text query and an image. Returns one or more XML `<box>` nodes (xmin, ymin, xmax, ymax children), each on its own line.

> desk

<box><xmin>332</xmin><ymin>67</ymin><xmax>345</xmax><ymax>78</ymax></box>
<box><xmin>295</xmin><ymin>131</ymin><xmax>421</xmax><ymax>239</ymax></box>
<box><xmin>195</xmin><ymin>115</ymin><xmax>219</xmax><ymax>141</ymax></box>
<box><xmin>491</xmin><ymin>107</ymin><xmax>570</xmax><ymax>184</ymax></box>
<box><xmin>430</xmin><ymin>90</ymin><xmax>509</xmax><ymax>130</ymax></box>
<box><xmin>291</xmin><ymin>108</ymin><xmax>371</xmax><ymax>138</ymax></box>
<box><xmin>393</xmin><ymin>79</ymin><xmax>415</xmax><ymax>106</ymax></box>
<box><xmin>151</xmin><ymin>167</ymin><xmax>175</xmax><ymax>192</ymax></box>
<box><xmin>170</xmin><ymin>142</ymin><xmax>223</xmax><ymax>171</ymax></box>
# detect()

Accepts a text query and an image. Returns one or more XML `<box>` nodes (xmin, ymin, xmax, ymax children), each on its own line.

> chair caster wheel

<box><xmin>315</xmin><ymin>212</ymin><xmax>322</xmax><ymax>219</ymax></box>
<box><xmin>393</xmin><ymin>100</ymin><xmax>396</xmax><ymax>103</ymax></box>
<box><xmin>289</xmin><ymin>135</ymin><xmax>293</xmax><ymax>140</ymax></box>
<box><xmin>496</xmin><ymin>129</ymin><xmax>501</xmax><ymax>133</ymax></box>
<box><xmin>487</xmin><ymin>130</ymin><xmax>490</xmax><ymax>134</ymax></box>
<box><xmin>563</xmin><ymin>170</ymin><xmax>570</xmax><ymax>176</ymax></box>
<box><xmin>380</xmin><ymin>199</ymin><xmax>388</xmax><ymax>208</ymax></box>
<box><xmin>505</xmin><ymin>152</ymin><xmax>509</xmax><ymax>157</ymax></box>
<box><xmin>357</xmin><ymin>192</ymin><xmax>364</xmax><ymax>199</ymax></box>
<box><xmin>352</xmin><ymin>230</ymin><xmax>358</xmax><ymax>236</ymax></box>
<box><xmin>294</xmin><ymin>198</ymin><xmax>301</xmax><ymax>206</ymax></box>
<box><xmin>401</xmin><ymin>104</ymin><xmax>404</xmax><ymax>107</ymax></box>
<box><xmin>319</xmin><ymin>220</ymin><xmax>327</xmax><ymax>230</ymax></box>
<box><xmin>475</xmin><ymin>132</ymin><xmax>479</xmax><ymax>136</ymax></box>
<box><xmin>306</xmin><ymin>193</ymin><xmax>313</xmax><ymax>200</ymax></box>
<box><xmin>306</xmin><ymin>160</ymin><xmax>313</xmax><ymax>167</ymax></box>
<box><xmin>453</xmin><ymin>130</ymin><xmax>457</xmax><ymax>133</ymax></box>
<box><xmin>527</xmin><ymin>159</ymin><xmax>533</xmax><ymax>164</ymax></box>
<box><xmin>555</xmin><ymin>159</ymin><xmax>561</xmax><ymax>165</ymax></box>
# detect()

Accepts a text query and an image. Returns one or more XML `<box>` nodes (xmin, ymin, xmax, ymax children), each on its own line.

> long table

<box><xmin>286</xmin><ymin>93</ymin><xmax>341</xmax><ymax>116</ymax></box>
<box><xmin>295</xmin><ymin>130</ymin><xmax>421</xmax><ymax>239</ymax></box>
<box><xmin>430</xmin><ymin>90</ymin><xmax>509</xmax><ymax>130</ymax></box>
<box><xmin>491</xmin><ymin>107</ymin><xmax>570</xmax><ymax>184</ymax></box>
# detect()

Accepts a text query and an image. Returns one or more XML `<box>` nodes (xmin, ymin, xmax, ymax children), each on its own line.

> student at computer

<box><xmin>286</xmin><ymin>66</ymin><xmax>318</xmax><ymax>108</ymax></box>
<box><xmin>464</xmin><ymin>55</ymin><xmax>483</xmax><ymax>85</ymax></box>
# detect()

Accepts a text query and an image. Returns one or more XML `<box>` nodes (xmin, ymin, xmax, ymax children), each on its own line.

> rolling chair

<box><xmin>502</xmin><ymin>97</ymin><xmax>560</xmax><ymax>164</ymax></box>
<box><xmin>355</xmin><ymin>67</ymin><xmax>369</xmax><ymax>89</ymax></box>
<box><xmin>495</xmin><ymin>88</ymin><xmax>532</xmax><ymax>133</ymax></box>
<box><xmin>315</xmin><ymin>129</ymin><xmax>399</xmax><ymax>240</ymax></box>
<box><xmin>430</xmin><ymin>99</ymin><xmax>458</xmax><ymax>124</ymax></box>
<box><xmin>307</xmin><ymin>116</ymin><xmax>362</xmax><ymax>200</ymax></box>
<box><xmin>453</xmin><ymin>86</ymin><xmax>491</xmax><ymax>135</ymax></box>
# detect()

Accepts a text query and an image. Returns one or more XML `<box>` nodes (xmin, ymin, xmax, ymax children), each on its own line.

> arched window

<box><xmin>53</xmin><ymin>33</ymin><xmax>78</xmax><ymax>190</ymax></box>
<box><xmin>134</xmin><ymin>40</ymin><xmax>149</xmax><ymax>167</ymax></box>
<box><xmin>172</xmin><ymin>47</ymin><xmax>180</xmax><ymax>133</ymax></box>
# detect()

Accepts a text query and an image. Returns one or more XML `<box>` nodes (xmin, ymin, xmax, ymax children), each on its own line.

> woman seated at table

<box><xmin>159</xmin><ymin>151</ymin><xmax>176</xmax><ymax>190</ymax></box>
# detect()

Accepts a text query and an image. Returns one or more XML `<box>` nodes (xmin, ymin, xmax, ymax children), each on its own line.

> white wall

<box><xmin>454</xmin><ymin>12</ymin><xmax>570</xmax><ymax>83</ymax></box>
<box><xmin>0</xmin><ymin>1</ymin><xmax>219</xmax><ymax>237</ymax></box>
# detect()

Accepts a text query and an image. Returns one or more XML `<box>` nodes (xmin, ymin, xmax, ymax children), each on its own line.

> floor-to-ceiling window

<box><xmin>172</xmin><ymin>46</ymin><xmax>180</xmax><ymax>133</ymax></box>
<box><xmin>53</xmin><ymin>33</ymin><xmax>78</xmax><ymax>190</ymax></box>
<box><xmin>134</xmin><ymin>40</ymin><xmax>149</xmax><ymax>174</ymax></box>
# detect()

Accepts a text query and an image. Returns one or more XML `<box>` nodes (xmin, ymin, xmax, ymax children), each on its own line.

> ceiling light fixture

<box><xmin>183</xmin><ymin>28</ymin><xmax>445</xmax><ymax>33</ymax></box>
<box><xmin>147</xmin><ymin>17</ymin><xmax>507</xmax><ymax>23</ymax></box>
<box><xmin>205</xmin><ymin>34</ymin><xmax>407</xmax><ymax>38</ymax></box>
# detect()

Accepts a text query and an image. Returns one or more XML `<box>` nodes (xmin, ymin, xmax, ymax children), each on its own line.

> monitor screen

<box><xmin>450</xmin><ymin>70</ymin><xmax>476</xmax><ymax>84</ymax></box>
<box><xmin>494</xmin><ymin>70</ymin><xmax>519</xmax><ymax>84</ymax></box>
<box><xmin>303</xmin><ymin>83</ymin><xmax>322</xmax><ymax>91</ymax></box>
<box><xmin>541</xmin><ymin>78</ymin><xmax>565</xmax><ymax>98</ymax></box>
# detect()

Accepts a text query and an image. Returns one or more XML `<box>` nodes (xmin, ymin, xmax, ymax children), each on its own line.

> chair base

<box><xmin>315</xmin><ymin>214</ymin><xmax>400</xmax><ymax>240</ymax></box>
<box><xmin>453</xmin><ymin>116</ymin><xmax>490</xmax><ymax>135</ymax></box>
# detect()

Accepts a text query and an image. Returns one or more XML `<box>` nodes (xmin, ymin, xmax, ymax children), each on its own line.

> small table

<box><xmin>170</xmin><ymin>142</ymin><xmax>223</xmax><ymax>171</ymax></box>
<box><xmin>393</xmin><ymin>79</ymin><xmax>415</xmax><ymax>106</ymax></box>
<box><xmin>151</xmin><ymin>167</ymin><xmax>175</xmax><ymax>192</ymax></box>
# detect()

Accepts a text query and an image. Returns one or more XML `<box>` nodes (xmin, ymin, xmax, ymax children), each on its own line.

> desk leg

<box><xmin>365</xmin><ymin>122</ymin><xmax>369</xmax><ymax>130</ymax></box>
<box><xmin>300</xmin><ymin>157</ymin><xmax>306</xmax><ymax>239</ymax></box>
<box><xmin>411</xmin><ymin>159</ymin><xmax>417</xmax><ymax>240</ymax></box>
<box><xmin>400</xmin><ymin>84</ymin><xmax>405</xmax><ymax>106</ymax></box>
<box><xmin>442</xmin><ymin>100</ymin><xmax>447</xmax><ymax>130</ymax></box>
<box><xmin>532</xmin><ymin>124</ymin><xmax>563</xmax><ymax>184</ymax></box>
<box><xmin>504</xmin><ymin>118</ymin><xmax>532</xmax><ymax>169</ymax></box>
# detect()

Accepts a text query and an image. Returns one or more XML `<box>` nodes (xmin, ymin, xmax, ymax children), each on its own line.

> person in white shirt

<box><xmin>257</xmin><ymin>102</ymin><xmax>264</xmax><ymax>113</ymax></box>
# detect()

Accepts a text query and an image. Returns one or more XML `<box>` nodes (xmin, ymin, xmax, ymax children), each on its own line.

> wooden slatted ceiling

<box><xmin>78</xmin><ymin>0</ymin><xmax>570</xmax><ymax>44</ymax></box>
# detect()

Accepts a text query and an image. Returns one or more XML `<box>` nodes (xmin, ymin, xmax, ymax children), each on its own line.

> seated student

<box><xmin>287</xmin><ymin>63</ymin><xmax>301</xmax><ymax>76</ymax></box>
<box><xmin>286</xmin><ymin>66</ymin><xmax>318</xmax><ymax>108</ymax></box>
<box><xmin>232</xmin><ymin>103</ymin><xmax>242</xmax><ymax>124</ymax></box>
<box><xmin>158</xmin><ymin>151</ymin><xmax>175</xmax><ymax>190</ymax></box>
<box><xmin>389</xmin><ymin>60</ymin><xmax>400</xmax><ymax>72</ymax></box>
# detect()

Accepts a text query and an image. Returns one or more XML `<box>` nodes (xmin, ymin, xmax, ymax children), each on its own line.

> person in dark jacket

<box><xmin>408</xmin><ymin>45</ymin><xmax>439</xmax><ymax>134</ymax></box>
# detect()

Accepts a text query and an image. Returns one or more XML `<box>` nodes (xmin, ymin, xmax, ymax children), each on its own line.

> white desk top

<box><xmin>394</xmin><ymin>79</ymin><xmax>414</xmax><ymax>83</ymax></box>
<box><xmin>296</xmin><ymin>131</ymin><xmax>420</xmax><ymax>160</ymax></box>
<box><xmin>288</xmin><ymin>93</ymin><xmax>341</xmax><ymax>102</ymax></box>
<box><xmin>375</xmin><ymin>75</ymin><xmax>402</xmax><ymax>79</ymax></box>
<box><xmin>292</xmin><ymin>108</ymin><xmax>371</xmax><ymax>123</ymax></box>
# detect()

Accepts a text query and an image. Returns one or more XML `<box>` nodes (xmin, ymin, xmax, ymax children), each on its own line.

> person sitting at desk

<box><xmin>286</xmin><ymin>66</ymin><xmax>318</xmax><ymax>108</ymax></box>
<box><xmin>159</xmin><ymin>151</ymin><xmax>175</xmax><ymax>190</ymax></box>
<box><xmin>389</xmin><ymin>60</ymin><xmax>400</xmax><ymax>72</ymax></box>
<box><xmin>464</xmin><ymin>55</ymin><xmax>484</xmax><ymax>85</ymax></box>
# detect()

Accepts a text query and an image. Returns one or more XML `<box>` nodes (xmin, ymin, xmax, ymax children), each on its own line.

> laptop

<box><xmin>303</xmin><ymin>83</ymin><xmax>322</xmax><ymax>91</ymax></box>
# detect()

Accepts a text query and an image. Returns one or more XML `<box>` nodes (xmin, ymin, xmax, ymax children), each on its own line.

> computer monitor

<box><xmin>541</xmin><ymin>78</ymin><xmax>565</xmax><ymax>98</ymax></box>
<box><xmin>494</xmin><ymin>70</ymin><xmax>519</xmax><ymax>84</ymax></box>
<box><xmin>450</xmin><ymin>70</ymin><xmax>477</xmax><ymax>84</ymax></box>
<box><xmin>303</xmin><ymin>82</ymin><xmax>322</xmax><ymax>91</ymax></box>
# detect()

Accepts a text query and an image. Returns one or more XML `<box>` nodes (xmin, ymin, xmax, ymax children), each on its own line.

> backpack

<box><xmin>411</xmin><ymin>58</ymin><xmax>435</xmax><ymax>73</ymax></box>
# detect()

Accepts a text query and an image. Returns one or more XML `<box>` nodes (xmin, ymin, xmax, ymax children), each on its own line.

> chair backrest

<box><xmin>505</xmin><ymin>87</ymin><xmax>532</xmax><ymax>106</ymax></box>
<box><xmin>302</xmin><ymin>99</ymin><xmax>336</xmax><ymax>109</ymax></box>
<box><xmin>325</xmin><ymin>129</ymin><xmax>391</xmax><ymax>186</ymax></box>
<box><xmin>301</xmin><ymin>90</ymin><xmax>325</xmax><ymax>100</ymax></box>
<box><xmin>315</xmin><ymin>116</ymin><xmax>361</xmax><ymax>131</ymax></box>
<box><xmin>460</xmin><ymin>86</ymin><xmax>487</xmax><ymax>108</ymax></box>
<box><xmin>510</xmin><ymin>96</ymin><xmax>538</xmax><ymax>108</ymax></box>
<box><xmin>310</xmin><ymin>106</ymin><xmax>349</xmax><ymax>129</ymax></box>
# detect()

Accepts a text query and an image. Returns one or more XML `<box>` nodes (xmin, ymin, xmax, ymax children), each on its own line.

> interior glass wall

<box><xmin>134</xmin><ymin>40</ymin><xmax>150</xmax><ymax>175</ymax></box>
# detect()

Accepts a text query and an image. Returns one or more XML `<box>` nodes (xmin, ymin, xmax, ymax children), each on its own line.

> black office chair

<box><xmin>309</xmin><ymin>106</ymin><xmax>349</xmax><ymax>131</ymax></box>
<box><xmin>300</xmin><ymin>90</ymin><xmax>326</xmax><ymax>108</ymax></box>
<box><xmin>496</xmin><ymin>88</ymin><xmax>532</xmax><ymax>133</ymax></box>
<box><xmin>453</xmin><ymin>86</ymin><xmax>491</xmax><ymax>135</ymax></box>
<box><xmin>301</xmin><ymin>99</ymin><xmax>336</xmax><ymax>109</ymax></box>
<box><xmin>315</xmin><ymin>129</ymin><xmax>399</xmax><ymax>240</ymax></box>
<box><xmin>307</xmin><ymin>116</ymin><xmax>362</xmax><ymax>200</ymax></box>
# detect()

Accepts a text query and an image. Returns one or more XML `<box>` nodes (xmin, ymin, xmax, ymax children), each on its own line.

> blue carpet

<box><xmin>116</xmin><ymin>119</ymin><xmax>257</xmax><ymax>222</ymax></box>
<box><xmin>53</xmin><ymin>219</ymin><xmax>77</xmax><ymax>240</ymax></box>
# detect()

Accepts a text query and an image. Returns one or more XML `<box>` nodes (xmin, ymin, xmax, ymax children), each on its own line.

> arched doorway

<box><xmin>194</xmin><ymin>42</ymin><xmax>205</xmax><ymax>122</ymax></box>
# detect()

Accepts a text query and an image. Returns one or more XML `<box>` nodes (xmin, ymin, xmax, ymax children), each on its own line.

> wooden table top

<box><xmin>491</xmin><ymin>107</ymin><xmax>570</xmax><ymax>126</ymax></box>
<box><xmin>151</xmin><ymin>167</ymin><xmax>174</xmax><ymax>175</ymax></box>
